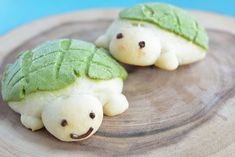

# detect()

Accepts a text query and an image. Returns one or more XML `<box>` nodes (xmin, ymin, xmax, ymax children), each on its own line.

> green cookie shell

<box><xmin>119</xmin><ymin>3</ymin><xmax>209</xmax><ymax>49</ymax></box>
<box><xmin>1</xmin><ymin>39</ymin><xmax>127</xmax><ymax>102</ymax></box>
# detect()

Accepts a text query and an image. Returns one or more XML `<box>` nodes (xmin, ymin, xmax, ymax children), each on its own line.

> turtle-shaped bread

<box><xmin>1</xmin><ymin>39</ymin><xmax>128</xmax><ymax>142</ymax></box>
<box><xmin>95</xmin><ymin>3</ymin><xmax>209</xmax><ymax>70</ymax></box>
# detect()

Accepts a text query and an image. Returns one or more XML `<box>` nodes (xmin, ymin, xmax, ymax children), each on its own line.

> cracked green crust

<box><xmin>1</xmin><ymin>39</ymin><xmax>127</xmax><ymax>102</ymax></box>
<box><xmin>119</xmin><ymin>3</ymin><xmax>209</xmax><ymax>49</ymax></box>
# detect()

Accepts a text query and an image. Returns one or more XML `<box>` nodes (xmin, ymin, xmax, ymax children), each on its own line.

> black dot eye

<box><xmin>61</xmin><ymin>119</ymin><xmax>68</xmax><ymax>127</ymax></box>
<box><xmin>116</xmin><ymin>33</ymin><xmax>123</xmax><ymax>39</ymax></box>
<box><xmin>89</xmin><ymin>112</ymin><xmax>95</xmax><ymax>119</ymax></box>
<box><xmin>139</xmin><ymin>41</ymin><xmax>145</xmax><ymax>48</ymax></box>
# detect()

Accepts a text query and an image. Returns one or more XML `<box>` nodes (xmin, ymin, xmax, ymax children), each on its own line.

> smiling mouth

<box><xmin>70</xmin><ymin>127</ymin><xmax>94</xmax><ymax>140</ymax></box>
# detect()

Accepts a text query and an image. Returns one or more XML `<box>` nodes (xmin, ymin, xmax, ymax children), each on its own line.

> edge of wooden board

<box><xmin>0</xmin><ymin>9</ymin><xmax>235</xmax><ymax>64</ymax></box>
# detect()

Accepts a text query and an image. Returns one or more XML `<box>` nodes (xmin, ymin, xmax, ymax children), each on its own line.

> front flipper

<box><xmin>155</xmin><ymin>51</ymin><xmax>179</xmax><ymax>70</ymax></box>
<box><xmin>95</xmin><ymin>34</ymin><xmax>110</xmax><ymax>49</ymax></box>
<box><xmin>21</xmin><ymin>115</ymin><xmax>44</xmax><ymax>131</ymax></box>
<box><xmin>103</xmin><ymin>94</ymin><xmax>129</xmax><ymax>116</ymax></box>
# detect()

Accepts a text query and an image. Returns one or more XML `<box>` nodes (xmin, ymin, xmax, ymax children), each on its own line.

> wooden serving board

<box><xmin>0</xmin><ymin>9</ymin><xmax>235</xmax><ymax>157</ymax></box>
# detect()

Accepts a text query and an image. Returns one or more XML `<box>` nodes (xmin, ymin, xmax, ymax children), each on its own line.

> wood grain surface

<box><xmin>0</xmin><ymin>9</ymin><xmax>235</xmax><ymax>157</ymax></box>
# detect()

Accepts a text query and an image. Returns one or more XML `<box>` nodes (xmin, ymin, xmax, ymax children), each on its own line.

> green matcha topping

<box><xmin>2</xmin><ymin>39</ymin><xmax>127</xmax><ymax>102</ymax></box>
<box><xmin>119</xmin><ymin>3</ymin><xmax>209</xmax><ymax>49</ymax></box>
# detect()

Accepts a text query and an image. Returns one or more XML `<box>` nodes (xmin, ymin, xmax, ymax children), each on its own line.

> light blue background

<box><xmin>1</xmin><ymin>0</ymin><xmax>235</xmax><ymax>35</ymax></box>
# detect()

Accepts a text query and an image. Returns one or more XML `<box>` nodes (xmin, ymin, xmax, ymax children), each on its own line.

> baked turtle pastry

<box><xmin>1</xmin><ymin>39</ymin><xmax>128</xmax><ymax>141</ymax></box>
<box><xmin>96</xmin><ymin>3</ymin><xmax>209</xmax><ymax>70</ymax></box>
